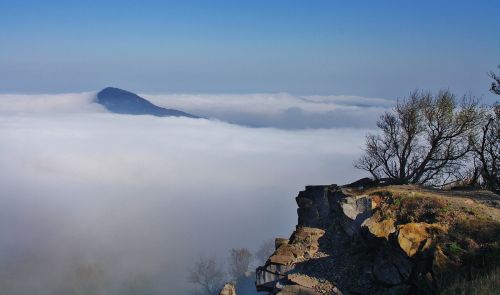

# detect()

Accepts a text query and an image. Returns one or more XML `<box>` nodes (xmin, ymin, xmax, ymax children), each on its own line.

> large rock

<box><xmin>339</xmin><ymin>194</ymin><xmax>372</xmax><ymax>237</ymax></box>
<box><xmin>219</xmin><ymin>283</ymin><xmax>236</xmax><ymax>295</ymax></box>
<box><xmin>372</xmin><ymin>247</ymin><xmax>413</xmax><ymax>286</ymax></box>
<box><xmin>341</xmin><ymin>195</ymin><xmax>372</xmax><ymax>221</ymax></box>
<box><xmin>255</xmin><ymin>227</ymin><xmax>325</xmax><ymax>292</ymax></box>
<box><xmin>397</xmin><ymin>223</ymin><xmax>444</xmax><ymax>257</ymax></box>
<box><xmin>362</xmin><ymin>217</ymin><xmax>396</xmax><ymax>240</ymax></box>
<box><xmin>269</xmin><ymin>227</ymin><xmax>325</xmax><ymax>265</ymax></box>
<box><xmin>296</xmin><ymin>185</ymin><xmax>332</xmax><ymax>227</ymax></box>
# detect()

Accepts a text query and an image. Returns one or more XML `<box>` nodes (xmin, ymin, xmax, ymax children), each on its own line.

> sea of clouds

<box><xmin>0</xmin><ymin>92</ymin><xmax>389</xmax><ymax>294</ymax></box>
<box><xmin>145</xmin><ymin>92</ymin><xmax>392</xmax><ymax>129</ymax></box>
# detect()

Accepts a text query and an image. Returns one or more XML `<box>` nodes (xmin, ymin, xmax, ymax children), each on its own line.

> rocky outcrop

<box><xmin>219</xmin><ymin>283</ymin><xmax>236</xmax><ymax>295</ymax></box>
<box><xmin>255</xmin><ymin>182</ymin><xmax>464</xmax><ymax>294</ymax></box>
<box><xmin>256</xmin><ymin>226</ymin><xmax>326</xmax><ymax>293</ymax></box>
<box><xmin>362</xmin><ymin>217</ymin><xmax>395</xmax><ymax>240</ymax></box>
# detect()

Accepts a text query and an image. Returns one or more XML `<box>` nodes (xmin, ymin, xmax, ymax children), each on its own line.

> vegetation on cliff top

<box><xmin>355</xmin><ymin>89</ymin><xmax>499</xmax><ymax>193</ymax></box>
<box><xmin>363</xmin><ymin>185</ymin><xmax>499</xmax><ymax>294</ymax></box>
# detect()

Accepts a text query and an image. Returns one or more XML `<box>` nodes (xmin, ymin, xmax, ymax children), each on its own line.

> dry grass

<box><xmin>441</xmin><ymin>267</ymin><xmax>500</xmax><ymax>295</ymax></box>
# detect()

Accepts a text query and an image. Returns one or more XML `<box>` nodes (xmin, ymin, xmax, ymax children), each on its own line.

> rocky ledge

<box><xmin>255</xmin><ymin>179</ymin><xmax>500</xmax><ymax>294</ymax></box>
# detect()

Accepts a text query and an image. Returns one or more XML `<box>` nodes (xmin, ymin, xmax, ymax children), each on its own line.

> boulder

<box><xmin>339</xmin><ymin>195</ymin><xmax>372</xmax><ymax>237</ymax></box>
<box><xmin>341</xmin><ymin>195</ymin><xmax>372</xmax><ymax>221</ymax></box>
<box><xmin>219</xmin><ymin>283</ymin><xmax>236</xmax><ymax>295</ymax></box>
<box><xmin>397</xmin><ymin>223</ymin><xmax>444</xmax><ymax>257</ymax></box>
<box><xmin>362</xmin><ymin>217</ymin><xmax>396</xmax><ymax>240</ymax></box>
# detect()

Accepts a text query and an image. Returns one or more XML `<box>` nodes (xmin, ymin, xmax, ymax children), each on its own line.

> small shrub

<box><xmin>448</xmin><ymin>242</ymin><xmax>465</xmax><ymax>256</ymax></box>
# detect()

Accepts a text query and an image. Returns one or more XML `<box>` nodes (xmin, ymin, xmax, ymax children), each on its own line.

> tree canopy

<box><xmin>355</xmin><ymin>90</ymin><xmax>481</xmax><ymax>186</ymax></box>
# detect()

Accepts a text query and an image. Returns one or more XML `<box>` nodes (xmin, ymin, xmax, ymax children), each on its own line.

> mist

<box><xmin>0</xmin><ymin>92</ymin><xmax>381</xmax><ymax>294</ymax></box>
<box><xmin>145</xmin><ymin>92</ymin><xmax>392</xmax><ymax>129</ymax></box>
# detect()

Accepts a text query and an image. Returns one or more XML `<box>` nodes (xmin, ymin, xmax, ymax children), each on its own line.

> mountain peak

<box><xmin>96</xmin><ymin>87</ymin><xmax>197</xmax><ymax>118</ymax></box>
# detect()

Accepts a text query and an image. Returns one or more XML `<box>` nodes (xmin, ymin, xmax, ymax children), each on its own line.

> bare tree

<box><xmin>473</xmin><ymin>103</ymin><xmax>500</xmax><ymax>193</ymax></box>
<box><xmin>255</xmin><ymin>239</ymin><xmax>275</xmax><ymax>265</ymax></box>
<box><xmin>188</xmin><ymin>256</ymin><xmax>226</xmax><ymax>295</ymax></box>
<box><xmin>489</xmin><ymin>65</ymin><xmax>500</xmax><ymax>95</ymax></box>
<box><xmin>228</xmin><ymin>248</ymin><xmax>252</xmax><ymax>280</ymax></box>
<box><xmin>355</xmin><ymin>90</ymin><xmax>481</xmax><ymax>186</ymax></box>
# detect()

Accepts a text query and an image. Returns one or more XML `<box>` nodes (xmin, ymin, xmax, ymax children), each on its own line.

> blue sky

<box><xmin>0</xmin><ymin>0</ymin><xmax>499</xmax><ymax>101</ymax></box>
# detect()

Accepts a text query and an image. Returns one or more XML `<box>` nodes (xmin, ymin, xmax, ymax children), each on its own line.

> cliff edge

<box><xmin>255</xmin><ymin>179</ymin><xmax>500</xmax><ymax>295</ymax></box>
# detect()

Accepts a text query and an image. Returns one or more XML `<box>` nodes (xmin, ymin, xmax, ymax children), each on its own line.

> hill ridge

<box><xmin>96</xmin><ymin>87</ymin><xmax>198</xmax><ymax>118</ymax></box>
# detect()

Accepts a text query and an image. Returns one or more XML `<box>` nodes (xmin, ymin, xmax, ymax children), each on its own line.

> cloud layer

<box><xmin>0</xmin><ymin>91</ymin><xmax>392</xmax><ymax>129</ymax></box>
<box><xmin>145</xmin><ymin>92</ymin><xmax>392</xmax><ymax>129</ymax></box>
<box><xmin>0</xmin><ymin>92</ymin><xmax>377</xmax><ymax>294</ymax></box>
<box><xmin>0</xmin><ymin>92</ymin><xmax>103</xmax><ymax>114</ymax></box>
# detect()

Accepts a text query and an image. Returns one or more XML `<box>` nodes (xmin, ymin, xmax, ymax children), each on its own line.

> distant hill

<box><xmin>96</xmin><ymin>87</ymin><xmax>198</xmax><ymax>118</ymax></box>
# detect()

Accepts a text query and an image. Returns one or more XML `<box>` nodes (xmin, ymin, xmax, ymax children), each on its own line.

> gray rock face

<box><xmin>296</xmin><ymin>185</ymin><xmax>332</xmax><ymax>227</ymax></box>
<box><xmin>340</xmin><ymin>195</ymin><xmax>371</xmax><ymax>221</ymax></box>
<box><xmin>339</xmin><ymin>194</ymin><xmax>372</xmax><ymax>238</ymax></box>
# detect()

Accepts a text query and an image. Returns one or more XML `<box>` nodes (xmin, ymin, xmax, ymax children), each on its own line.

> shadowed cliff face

<box><xmin>96</xmin><ymin>87</ymin><xmax>198</xmax><ymax>118</ymax></box>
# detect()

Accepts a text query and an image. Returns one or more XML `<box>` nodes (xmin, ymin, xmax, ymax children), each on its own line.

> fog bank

<box><xmin>145</xmin><ymin>92</ymin><xmax>392</xmax><ymax>129</ymax></box>
<box><xmin>0</xmin><ymin>93</ymin><xmax>375</xmax><ymax>294</ymax></box>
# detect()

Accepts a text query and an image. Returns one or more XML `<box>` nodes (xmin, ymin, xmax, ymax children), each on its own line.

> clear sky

<box><xmin>0</xmin><ymin>0</ymin><xmax>499</xmax><ymax>101</ymax></box>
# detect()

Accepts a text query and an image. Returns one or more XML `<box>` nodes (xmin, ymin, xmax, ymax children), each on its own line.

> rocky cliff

<box><xmin>255</xmin><ymin>179</ymin><xmax>500</xmax><ymax>294</ymax></box>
